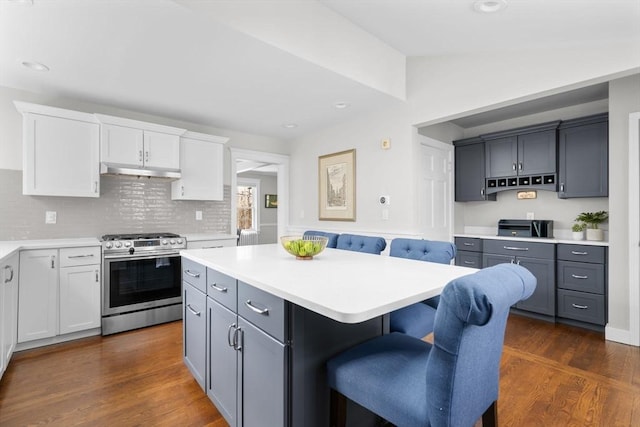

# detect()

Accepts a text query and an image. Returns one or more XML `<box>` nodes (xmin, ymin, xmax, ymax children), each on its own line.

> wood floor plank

<box><xmin>1</xmin><ymin>314</ymin><xmax>639</xmax><ymax>426</ymax></box>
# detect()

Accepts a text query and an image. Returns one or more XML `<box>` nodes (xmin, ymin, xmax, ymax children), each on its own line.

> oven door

<box><xmin>103</xmin><ymin>252</ymin><xmax>182</xmax><ymax>316</ymax></box>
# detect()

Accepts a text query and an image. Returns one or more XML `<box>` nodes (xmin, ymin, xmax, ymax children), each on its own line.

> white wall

<box><xmin>608</xmin><ymin>74</ymin><xmax>640</xmax><ymax>336</ymax></box>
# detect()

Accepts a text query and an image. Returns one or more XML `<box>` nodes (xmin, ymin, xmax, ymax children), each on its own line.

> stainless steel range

<box><xmin>101</xmin><ymin>232</ymin><xmax>186</xmax><ymax>335</ymax></box>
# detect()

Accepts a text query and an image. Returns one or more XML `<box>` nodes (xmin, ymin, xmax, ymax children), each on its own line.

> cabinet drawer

<box><xmin>557</xmin><ymin>289</ymin><xmax>605</xmax><ymax>325</ymax></box>
<box><xmin>454</xmin><ymin>237</ymin><xmax>482</xmax><ymax>253</ymax></box>
<box><xmin>483</xmin><ymin>239</ymin><xmax>554</xmax><ymax>260</ymax></box>
<box><xmin>207</xmin><ymin>268</ymin><xmax>237</xmax><ymax>311</ymax></box>
<box><xmin>238</xmin><ymin>281</ymin><xmax>287</xmax><ymax>342</ymax></box>
<box><xmin>455</xmin><ymin>251</ymin><xmax>482</xmax><ymax>268</ymax></box>
<box><xmin>59</xmin><ymin>246</ymin><xmax>100</xmax><ymax>267</ymax></box>
<box><xmin>182</xmin><ymin>258</ymin><xmax>207</xmax><ymax>293</ymax></box>
<box><xmin>557</xmin><ymin>261</ymin><xmax>605</xmax><ymax>294</ymax></box>
<box><xmin>556</xmin><ymin>244</ymin><xmax>605</xmax><ymax>264</ymax></box>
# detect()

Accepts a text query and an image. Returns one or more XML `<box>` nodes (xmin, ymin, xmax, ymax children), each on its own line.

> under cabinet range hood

<box><xmin>100</xmin><ymin>163</ymin><xmax>181</xmax><ymax>179</ymax></box>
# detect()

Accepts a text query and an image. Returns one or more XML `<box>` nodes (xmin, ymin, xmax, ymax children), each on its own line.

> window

<box><xmin>237</xmin><ymin>178</ymin><xmax>260</xmax><ymax>230</ymax></box>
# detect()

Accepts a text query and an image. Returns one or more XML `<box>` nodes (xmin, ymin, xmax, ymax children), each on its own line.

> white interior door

<box><xmin>418</xmin><ymin>136</ymin><xmax>453</xmax><ymax>242</ymax></box>
<box><xmin>628</xmin><ymin>112</ymin><xmax>640</xmax><ymax>346</ymax></box>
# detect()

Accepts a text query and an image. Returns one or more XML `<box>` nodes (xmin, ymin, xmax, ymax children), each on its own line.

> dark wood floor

<box><xmin>1</xmin><ymin>315</ymin><xmax>638</xmax><ymax>426</ymax></box>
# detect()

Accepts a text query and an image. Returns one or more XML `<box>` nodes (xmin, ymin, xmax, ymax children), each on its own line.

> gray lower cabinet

<box><xmin>454</xmin><ymin>237</ymin><xmax>483</xmax><ymax>268</ymax></box>
<box><xmin>184</xmin><ymin>259</ymin><xmax>384</xmax><ymax>427</ymax></box>
<box><xmin>556</xmin><ymin>244</ymin><xmax>607</xmax><ymax>326</ymax></box>
<box><xmin>183</xmin><ymin>281</ymin><xmax>207</xmax><ymax>390</ymax></box>
<box><xmin>482</xmin><ymin>240</ymin><xmax>555</xmax><ymax>316</ymax></box>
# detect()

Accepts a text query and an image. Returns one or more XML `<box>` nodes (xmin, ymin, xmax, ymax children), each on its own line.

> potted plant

<box><xmin>571</xmin><ymin>223</ymin><xmax>586</xmax><ymax>240</ymax></box>
<box><xmin>575</xmin><ymin>211</ymin><xmax>608</xmax><ymax>241</ymax></box>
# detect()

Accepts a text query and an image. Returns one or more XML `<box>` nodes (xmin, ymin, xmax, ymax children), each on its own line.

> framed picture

<box><xmin>265</xmin><ymin>194</ymin><xmax>278</xmax><ymax>208</ymax></box>
<box><xmin>318</xmin><ymin>149</ymin><xmax>356</xmax><ymax>221</ymax></box>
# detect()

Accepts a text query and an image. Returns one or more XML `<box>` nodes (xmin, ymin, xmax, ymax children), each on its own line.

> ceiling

<box><xmin>0</xmin><ymin>0</ymin><xmax>638</xmax><ymax>141</ymax></box>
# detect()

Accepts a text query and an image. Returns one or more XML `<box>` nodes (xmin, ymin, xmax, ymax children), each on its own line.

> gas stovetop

<box><xmin>101</xmin><ymin>232</ymin><xmax>186</xmax><ymax>254</ymax></box>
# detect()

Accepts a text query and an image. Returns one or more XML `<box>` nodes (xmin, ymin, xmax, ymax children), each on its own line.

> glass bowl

<box><xmin>280</xmin><ymin>235</ymin><xmax>329</xmax><ymax>260</ymax></box>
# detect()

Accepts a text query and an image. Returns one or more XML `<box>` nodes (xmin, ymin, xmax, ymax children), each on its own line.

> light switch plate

<box><xmin>45</xmin><ymin>211</ymin><xmax>57</xmax><ymax>224</ymax></box>
<box><xmin>195</xmin><ymin>210</ymin><xmax>203</xmax><ymax>221</ymax></box>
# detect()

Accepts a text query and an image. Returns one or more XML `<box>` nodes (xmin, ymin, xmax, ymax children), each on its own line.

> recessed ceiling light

<box><xmin>22</xmin><ymin>61</ymin><xmax>50</xmax><ymax>72</ymax></box>
<box><xmin>282</xmin><ymin>123</ymin><xmax>298</xmax><ymax>129</ymax></box>
<box><xmin>473</xmin><ymin>0</ymin><xmax>507</xmax><ymax>13</ymax></box>
<box><xmin>334</xmin><ymin>102</ymin><xmax>350</xmax><ymax>109</ymax></box>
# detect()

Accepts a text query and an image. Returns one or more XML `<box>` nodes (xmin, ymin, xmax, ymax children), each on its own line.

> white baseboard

<box><xmin>605</xmin><ymin>325</ymin><xmax>639</xmax><ymax>346</ymax></box>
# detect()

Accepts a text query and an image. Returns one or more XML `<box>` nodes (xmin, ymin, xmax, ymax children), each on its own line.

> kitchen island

<box><xmin>181</xmin><ymin>244</ymin><xmax>476</xmax><ymax>427</ymax></box>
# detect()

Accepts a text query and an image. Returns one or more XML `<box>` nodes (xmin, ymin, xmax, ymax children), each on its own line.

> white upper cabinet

<box><xmin>171</xmin><ymin>131</ymin><xmax>229</xmax><ymax>201</ymax></box>
<box><xmin>96</xmin><ymin>115</ymin><xmax>183</xmax><ymax>171</ymax></box>
<box><xmin>14</xmin><ymin>102</ymin><xmax>100</xmax><ymax>198</ymax></box>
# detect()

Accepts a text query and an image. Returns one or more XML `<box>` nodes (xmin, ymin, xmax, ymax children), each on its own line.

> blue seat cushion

<box><xmin>389</xmin><ymin>238</ymin><xmax>456</xmax><ymax>264</ymax></box>
<box><xmin>389</xmin><ymin>302</ymin><xmax>437</xmax><ymax>339</ymax></box>
<box><xmin>327</xmin><ymin>332</ymin><xmax>432</xmax><ymax>427</ymax></box>
<box><xmin>302</xmin><ymin>230</ymin><xmax>339</xmax><ymax>248</ymax></box>
<box><xmin>336</xmin><ymin>234</ymin><xmax>387</xmax><ymax>254</ymax></box>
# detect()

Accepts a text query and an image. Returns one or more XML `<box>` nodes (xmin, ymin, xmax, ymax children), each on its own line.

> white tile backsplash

<box><xmin>0</xmin><ymin>169</ymin><xmax>231</xmax><ymax>240</ymax></box>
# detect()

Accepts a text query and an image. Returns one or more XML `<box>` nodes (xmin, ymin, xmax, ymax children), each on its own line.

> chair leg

<box><xmin>330</xmin><ymin>389</ymin><xmax>347</xmax><ymax>427</ymax></box>
<box><xmin>482</xmin><ymin>400</ymin><xmax>498</xmax><ymax>427</ymax></box>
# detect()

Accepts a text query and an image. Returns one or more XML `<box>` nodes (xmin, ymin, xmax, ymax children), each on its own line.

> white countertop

<box><xmin>0</xmin><ymin>237</ymin><xmax>101</xmax><ymax>261</ymax></box>
<box><xmin>183</xmin><ymin>233</ymin><xmax>237</xmax><ymax>242</ymax></box>
<box><xmin>454</xmin><ymin>233</ymin><xmax>609</xmax><ymax>246</ymax></box>
<box><xmin>181</xmin><ymin>244</ymin><xmax>477</xmax><ymax>324</ymax></box>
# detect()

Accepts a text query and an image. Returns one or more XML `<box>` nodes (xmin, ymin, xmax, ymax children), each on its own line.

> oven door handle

<box><xmin>103</xmin><ymin>252</ymin><xmax>180</xmax><ymax>261</ymax></box>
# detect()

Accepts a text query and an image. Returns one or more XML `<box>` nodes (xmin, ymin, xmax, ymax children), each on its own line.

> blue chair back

<box><xmin>336</xmin><ymin>233</ymin><xmax>386</xmax><ymax>254</ymax></box>
<box><xmin>302</xmin><ymin>230</ymin><xmax>339</xmax><ymax>248</ymax></box>
<box><xmin>426</xmin><ymin>263</ymin><xmax>536</xmax><ymax>426</ymax></box>
<box><xmin>390</xmin><ymin>238</ymin><xmax>456</xmax><ymax>264</ymax></box>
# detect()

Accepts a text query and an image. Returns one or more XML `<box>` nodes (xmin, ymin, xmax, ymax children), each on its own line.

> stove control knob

<box><xmin>177</xmin><ymin>238</ymin><xmax>183</xmax><ymax>245</ymax></box>
<box><xmin>105</xmin><ymin>242</ymin><xmax>113</xmax><ymax>249</ymax></box>
<box><xmin>124</xmin><ymin>241</ymin><xmax>131</xmax><ymax>247</ymax></box>
<box><xmin>162</xmin><ymin>239</ymin><xmax>168</xmax><ymax>245</ymax></box>
<box><xmin>114</xmin><ymin>242</ymin><xmax>122</xmax><ymax>248</ymax></box>
<box><xmin>170</xmin><ymin>239</ymin><xmax>176</xmax><ymax>245</ymax></box>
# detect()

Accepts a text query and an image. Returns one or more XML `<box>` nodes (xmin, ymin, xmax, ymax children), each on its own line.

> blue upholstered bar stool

<box><xmin>389</xmin><ymin>238</ymin><xmax>457</xmax><ymax>338</ymax></box>
<box><xmin>327</xmin><ymin>263</ymin><xmax>536</xmax><ymax>427</ymax></box>
<box><xmin>336</xmin><ymin>234</ymin><xmax>386</xmax><ymax>255</ymax></box>
<box><xmin>302</xmin><ymin>230</ymin><xmax>340</xmax><ymax>248</ymax></box>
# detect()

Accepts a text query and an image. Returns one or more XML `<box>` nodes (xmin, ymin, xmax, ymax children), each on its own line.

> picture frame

<box><xmin>318</xmin><ymin>149</ymin><xmax>356</xmax><ymax>221</ymax></box>
<box><xmin>265</xmin><ymin>194</ymin><xmax>278</xmax><ymax>208</ymax></box>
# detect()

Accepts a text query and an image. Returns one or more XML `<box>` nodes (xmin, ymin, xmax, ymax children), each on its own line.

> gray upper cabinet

<box><xmin>558</xmin><ymin>113</ymin><xmax>608</xmax><ymax>198</ymax></box>
<box><xmin>454</xmin><ymin>137</ymin><xmax>496</xmax><ymax>202</ymax></box>
<box><xmin>484</xmin><ymin>122</ymin><xmax>560</xmax><ymax>179</ymax></box>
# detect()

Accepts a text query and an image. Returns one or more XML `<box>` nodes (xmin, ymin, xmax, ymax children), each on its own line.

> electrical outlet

<box><xmin>526</xmin><ymin>212</ymin><xmax>535</xmax><ymax>220</ymax></box>
<box><xmin>195</xmin><ymin>210</ymin><xmax>203</xmax><ymax>221</ymax></box>
<box><xmin>45</xmin><ymin>211</ymin><xmax>57</xmax><ymax>224</ymax></box>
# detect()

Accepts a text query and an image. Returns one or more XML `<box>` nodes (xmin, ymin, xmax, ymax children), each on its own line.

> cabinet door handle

<box><xmin>244</xmin><ymin>300</ymin><xmax>269</xmax><ymax>315</ymax></box>
<box><xmin>512</xmin><ymin>163</ymin><xmax>516</xmax><ymax>171</ymax></box>
<box><xmin>203</xmin><ymin>246</ymin><xmax>224</xmax><ymax>249</ymax></box>
<box><xmin>463</xmin><ymin>260</ymin><xmax>476</xmax><ymax>265</ymax></box>
<box><xmin>3</xmin><ymin>265</ymin><xmax>13</xmax><ymax>283</ymax></box>
<box><xmin>186</xmin><ymin>304</ymin><xmax>201</xmax><ymax>317</ymax></box>
<box><xmin>95</xmin><ymin>269</ymin><xmax>99</xmax><ymax>282</ymax></box>
<box><xmin>227</xmin><ymin>323</ymin><xmax>237</xmax><ymax>347</ymax></box>
<box><xmin>572</xmin><ymin>303</ymin><xmax>589</xmax><ymax>310</ymax></box>
<box><xmin>94</xmin><ymin>181</ymin><xmax>98</xmax><ymax>193</ymax></box>
<box><xmin>463</xmin><ymin>242</ymin><xmax>475</xmax><ymax>247</ymax></box>
<box><xmin>480</xmin><ymin>187</ymin><xmax>485</xmax><ymax>196</ymax></box>
<box><xmin>571</xmin><ymin>274</ymin><xmax>588</xmax><ymax>279</ymax></box>
<box><xmin>571</xmin><ymin>251</ymin><xmax>588</xmax><ymax>256</ymax></box>
<box><xmin>518</xmin><ymin>162</ymin><xmax>523</xmax><ymax>170</ymax></box>
<box><xmin>503</xmin><ymin>246</ymin><xmax>529</xmax><ymax>251</ymax></box>
<box><xmin>184</xmin><ymin>270</ymin><xmax>200</xmax><ymax>278</ymax></box>
<box><xmin>51</xmin><ymin>256</ymin><xmax>55</xmax><ymax>269</ymax></box>
<box><xmin>210</xmin><ymin>282</ymin><xmax>228</xmax><ymax>293</ymax></box>
<box><xmin>560</xmin><ymin>183</ymin><xmax>565</xmax><ymax>192</ymax></box>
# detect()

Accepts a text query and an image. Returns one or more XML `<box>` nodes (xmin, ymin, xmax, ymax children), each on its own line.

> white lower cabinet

<box><xmin>18</xmin><ymin>246</ymin><xmax>101</xmax><ymax>345</ymax></box>
<box><xmin>1</xmin><ymin>252</ymin><xmax>19</xmax><ymax>380</ymax></box>
<box><xmin>18</xmin><ymin>249</ymin><xmax>58</xmax><ymax>342</ymax></box>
